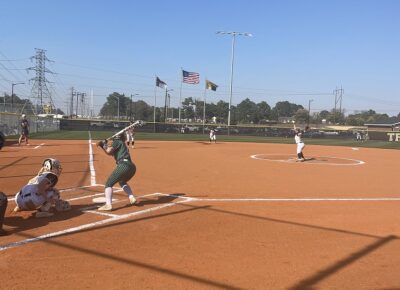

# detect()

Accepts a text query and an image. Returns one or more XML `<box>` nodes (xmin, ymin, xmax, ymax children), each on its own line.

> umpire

<box><xmin>96</xmin><ymin>133</ymin><xmax>137</xmax><ymax>211</ymax></box>
<box><xmin>0</xmin><ymin>192</ymin><xmax>8</xmax><ymax>236</ymax></box>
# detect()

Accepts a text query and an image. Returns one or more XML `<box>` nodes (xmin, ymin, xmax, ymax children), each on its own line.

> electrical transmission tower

<box><xmin>27</xmin><ymin>48</ymin><xmax>55</xmax><ymax>114</ymax></box>
<box><xmin>333</xmin><ymin>86</ymin><xmax>344</xmax><ymax>124</ymax></box>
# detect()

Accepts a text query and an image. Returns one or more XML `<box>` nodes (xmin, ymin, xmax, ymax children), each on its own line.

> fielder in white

<box><xmin>125</xmin><ymin>123</ymin><xmax>135</xmax><ymax>149</ymax></box>
<box><xmin>14</xmin><ymin>158</ymin><xmax>71</xmax><ymax>218</ymax></box>
<box><xmin>209</xmin><ymin>129</ymin><xmax>217</xmax><ymax>143</ymax></box>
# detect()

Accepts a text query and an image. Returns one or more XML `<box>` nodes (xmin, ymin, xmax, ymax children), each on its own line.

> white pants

<box><xmin>126</xmin><ymin>133</ymin><xmax>134</xmax><ymax>142</ymax></box>
<box><xmin>296</xmin><ymin>142</ymin><xmax>305</xmax><ymax>154</ymax></box>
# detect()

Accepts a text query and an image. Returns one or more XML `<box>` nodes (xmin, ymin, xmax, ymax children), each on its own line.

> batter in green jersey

<box><xmin>96</xmin><ymin>133</ymin><xmax>137</xmax><ymax>211</ymax></box>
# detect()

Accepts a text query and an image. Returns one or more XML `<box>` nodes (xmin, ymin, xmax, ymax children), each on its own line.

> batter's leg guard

<box><xmin>0</xmin><ymin>192</ymin><xmax>8</xmax><ymax>232</ymax></box>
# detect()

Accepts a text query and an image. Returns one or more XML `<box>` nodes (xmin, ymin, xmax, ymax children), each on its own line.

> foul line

<box><xmin>3</xmin><ymin>191</ymin><xmax>400</xmax><ymax>252</ymax></box>
<box><xmin>0</xmin><ymin>197</ymin><xmax>191</xmax><ymax>252</ymax></box>
<box><xmin>34</xmin><ymin>143</ymin><xmax>45</xmax><ymax>149</ymax></box>
<box><xmin>158</xmin><ymin>193</ymin><xmax>400</xmax><ymax>202</ymax></box>
<box><xmin>88</xmin><ymin>131</ymin><xmax>96</xmax><ymax>186</ymax></box>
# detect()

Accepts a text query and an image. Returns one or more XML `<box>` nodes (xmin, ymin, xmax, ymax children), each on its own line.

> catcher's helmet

<box><xmin>42</xmin><ymin>158</ymin><xmax>62</xmax><ymax>177</ymax></box>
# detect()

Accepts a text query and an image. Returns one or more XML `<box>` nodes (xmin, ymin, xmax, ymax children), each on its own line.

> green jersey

<box><xmin>111</xmin><ymin>139</ymin><xmax>132</xmax><ymax>163</ymax></box>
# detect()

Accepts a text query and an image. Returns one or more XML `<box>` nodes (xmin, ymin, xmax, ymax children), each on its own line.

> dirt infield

<box><xmin>1</xmin><ymin>139</ymin><xmax>400</xmax><ymax>289</ymax></box>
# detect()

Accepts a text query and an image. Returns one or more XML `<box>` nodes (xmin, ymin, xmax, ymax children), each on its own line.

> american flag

<box><xmin>182</xmin><ymin>70</ymin><xmax>200</xmax><ymax>84</ymax></box>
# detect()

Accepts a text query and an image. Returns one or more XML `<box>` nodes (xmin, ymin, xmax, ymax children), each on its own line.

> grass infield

<box><xmin>8</xmin><ymin>130</ymin><xmax>398</xmax><ymax>150</ymax></box>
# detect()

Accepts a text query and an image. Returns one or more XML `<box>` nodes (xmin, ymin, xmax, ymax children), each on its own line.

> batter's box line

<box><xmin>7</xmin><ymin>184</ymin><xmax>120</xmax><ymax>202</ymax></box>
<box><xmin>0</xmin><ymin>193</ymin><xmax>192</xmax><ymax>252</ymax></box>
<box><xmin>156</xmin><ymin>193</ymin><xmax>400</xmax><ymax>203</ymax></box>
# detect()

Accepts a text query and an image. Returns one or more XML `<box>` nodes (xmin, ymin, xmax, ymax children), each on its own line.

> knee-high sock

<box><xmin>297</xmin><ymin>153</ymin><xmax>302</xmax><ymax>159</ymax></box>
<box><xmin>122</xmin><ymin>184</ymin><xmax>134</xmax><ymax>197</ymax></box>
<box><xmin>105</xmin><ymin>187</ymin><xmax>113</xmax><ymax>205</ymax></box>
<box><xmin>300</xmin><ymin>152</ymin><xmax>305</xmax><ymax>159</ymax></box>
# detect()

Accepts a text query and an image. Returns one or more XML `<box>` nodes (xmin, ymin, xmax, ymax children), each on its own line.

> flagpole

<box><xmin>179</xmin><ymin>68</ymin><xmax>183</xmax><ymax>124</ymax></box>
<box><xmin>202</xmin><ymin>80</ymin><xmax>207</xmax><ymax>134</ymax></box>
<box><xmin>153</xmin><ymin>76</ymin><xmax>157</xmax><ymax>133</ymax></box>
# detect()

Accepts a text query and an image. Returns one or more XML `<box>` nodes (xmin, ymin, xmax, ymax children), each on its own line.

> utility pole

<box><xmin>76</xmin><ymin>92</ymin><xmax>80</xmax><ymax>118</ymax></box>
<box><xmin>70</xmin><ymin>87</ymin><xmax>75</xmax><ymax>118</ymax></box>
<box><xmin>307</xmin><ymin>99</ymin><xmax>313</xmax><ymax>126</ymax></box>
<box><xmin>11</xmin><ymin>82</ymin><xmax>25</xmax><ymax>113</ymax></box>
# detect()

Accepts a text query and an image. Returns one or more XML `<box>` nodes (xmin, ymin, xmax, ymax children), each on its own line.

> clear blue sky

<box><xmin>1</xmin><ymin>0</ymin><xmax>399</xmax><ymax>116</ymax></box>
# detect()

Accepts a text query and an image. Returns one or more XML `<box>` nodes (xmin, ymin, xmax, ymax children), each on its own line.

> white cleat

<box><xmin>129</xmin><ymin>195</ymin><xmax>137</xmax><ymax>205</ymax></box>
<box><xmin>98</xmin><ymin>204</ymin><xmax>112</xmax><ymax>211</ymax></box>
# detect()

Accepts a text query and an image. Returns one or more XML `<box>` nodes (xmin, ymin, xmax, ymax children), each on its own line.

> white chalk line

<box><xmin>158</xmin><ymin>193</ymin><xmax>400</xmax><ymax>202</ymax></box>
<box><xmin>250</xmin><ymin>154</ymin><xmax>365</xmax><ymax>166</ymax></box>
<box><xmin>34</xmin><ymin>143</ymin><xmax>45</xmax><ymax>149</ymax></box>
<box><xmin>3</xmin><ymin>191</ymin><xmax>400</xmax><ymax>252</ymax></box>
<box><xmin>88</xmin><ymin>131</ymin><xmax>96</xmax><ymax>186</ymax></box>
<box><xmin>0</xmin><ymin>195</ymin><xmax>191</xmax><ymax>252</ymax></box>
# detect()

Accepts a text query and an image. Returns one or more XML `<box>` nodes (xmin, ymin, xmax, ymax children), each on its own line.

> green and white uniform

<box><xmin>105</xmin><ymin>139</ymin><xmax>136</xmax><ymax>188</ymax></box>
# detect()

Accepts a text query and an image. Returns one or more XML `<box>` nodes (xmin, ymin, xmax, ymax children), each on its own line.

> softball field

<box><xmin>1</xmin><ymin>139</ymin><xmax>400</xmax><ymax>289</ymax></box>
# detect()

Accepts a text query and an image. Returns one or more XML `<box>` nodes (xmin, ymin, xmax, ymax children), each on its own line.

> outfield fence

<box><xmin>0</xmin><ymin>112</ymin><xmax>60</xmax><ymax>137</ymax></box>
<box><xmin>59</xmin><ymin>119</ymin><xmax>362</xmax><ymax>140</ymax></box>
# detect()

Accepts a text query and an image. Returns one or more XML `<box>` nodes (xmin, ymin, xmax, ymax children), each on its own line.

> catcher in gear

<box><xmin>14</xmin><ymin>158</ymin><xmax>71</xmax><ymax>218</ymax></box>
<box><xmin>96</xmin><ymin>133</ymin><xmax>137</xmax><ymax>211</ymax></box>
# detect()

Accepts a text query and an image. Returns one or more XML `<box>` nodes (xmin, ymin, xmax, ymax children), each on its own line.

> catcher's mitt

<box><xmin>55</xmin><ymin>199</ymin><xmax>71</xmax><ymax>212</ymax></box>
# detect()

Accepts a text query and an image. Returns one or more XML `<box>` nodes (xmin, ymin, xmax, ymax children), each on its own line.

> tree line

<box><xmin>97</xmin><ymin>92</ymin><xmax>400</xmax><ymax>126</ymax></box>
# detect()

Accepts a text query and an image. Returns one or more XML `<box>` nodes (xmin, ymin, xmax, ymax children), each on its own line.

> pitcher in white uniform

<box><xmin>294</xmin><ymin>126</ymin><xmax>306</xmax><ymax>162</ymax></box>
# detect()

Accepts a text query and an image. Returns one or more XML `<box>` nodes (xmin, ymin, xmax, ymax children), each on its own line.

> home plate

<box><xmin>92</xmin><ymin>197</ymin><xmax>118</xmax><ymax>203</ymax></box>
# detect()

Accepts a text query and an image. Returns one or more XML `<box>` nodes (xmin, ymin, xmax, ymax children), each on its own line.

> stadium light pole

<box><xmin>130</xmin><ymin>93</ymin><xmax>139</xmax><ymax>120</ymax></box>
<box><xmin>164</xmin><ymin>89</ymin><xmax>173</xmax><ymax>122</ymax></box>
<box><xmin>216</xmin><ymin>31</ymin><xmax>252</xmax><ymax>134</ymax></box>
<box><xmin>11</xmin><ymin>82</ymin><xmax>25</xmax><ymax>112</ymax></box>
<box><xmin>307</xmin><ymin>99</ymin><xmax>314</xmax><ymax>126</ymax></box>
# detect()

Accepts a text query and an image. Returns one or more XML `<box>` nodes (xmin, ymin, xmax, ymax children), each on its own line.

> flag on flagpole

<box><xmin>205</xmin><ymin>80</ymin><xmax>218</xmax><ymax>91</ymax></box>
<box><xmin>182</xmin><ymin>70</ymin><xmax>200</xmax><ymax>84</ymax></box>
<box><xmin>156</xmin><ymin>77</ymin><xmax>167</xmax><ymax>89</ymax></box>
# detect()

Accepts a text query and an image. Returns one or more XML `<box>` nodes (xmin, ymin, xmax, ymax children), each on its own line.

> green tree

<box><xmin>236</xmin><ymin>98</ymin><xmax>258</xmax><ymax>123</ymax></box>
<box><xmin>99</xmin><ymin>92</ymin><xmax>131</xmax><ymax>119</ymax></box>
<box><xmin>294</xmin><ymin>109</ymin><xmax>309</xmax><ymax>124</ymax></box>
<box><xmin>256</xmin><ymin>101</ymin><xmax>271</xmax><ymax>122</ymax></box>
<box><xmin>271</xmin><ymin>101</ymin><xmax>304</xmax><ymax>120</ymax></box>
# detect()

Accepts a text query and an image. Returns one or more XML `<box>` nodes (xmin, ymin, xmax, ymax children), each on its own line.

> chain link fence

<box><xmin>0</xmin><ymin>112</ymin><xmax>60</xmax><ymax>137</ymax></box>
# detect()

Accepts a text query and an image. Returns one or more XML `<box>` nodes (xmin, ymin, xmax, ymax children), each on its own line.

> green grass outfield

<box><xmin>13</xmin><ymin>130</ymin><xmax>400</xmax><ymax>150</ymax></box>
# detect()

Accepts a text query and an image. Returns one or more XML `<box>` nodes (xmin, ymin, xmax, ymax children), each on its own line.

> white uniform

<box><xmin>295</xmin><ymin>133</ymin><xmax>305</xmax><ymax>155</ymax></box>
<box><xmin>126</xmin><ymin>128</ymin><xmax>135</xmax><ymax>142</ymax></box>
<box><xmin>15</xmin><ymin>173</ymin><xmax>58</xmax><ymax>211</ymax></box>
<box><xmin>209</xmin><ymin>129</ymin><xmax>216</xmax><ymax>142</ymax></box>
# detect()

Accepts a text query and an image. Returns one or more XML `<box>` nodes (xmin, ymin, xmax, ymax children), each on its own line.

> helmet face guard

<box><xmin>42</xmin><ymin>158</ymin><xmax>62</xmax><ymax>177</ymax></box>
